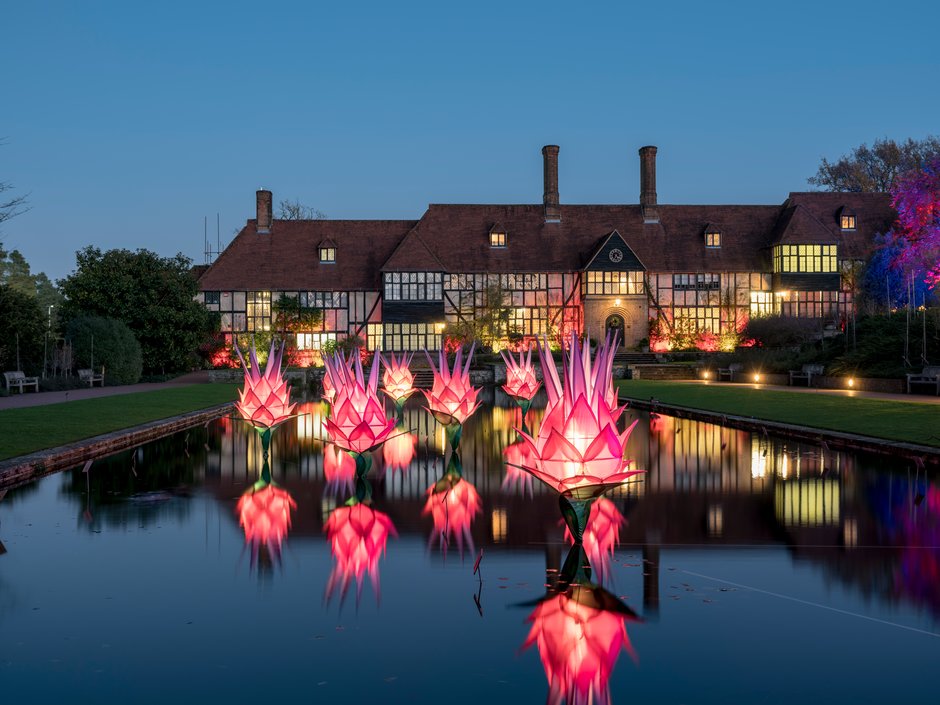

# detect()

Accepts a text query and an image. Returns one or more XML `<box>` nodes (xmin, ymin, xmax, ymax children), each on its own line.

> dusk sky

<box><xmin>3</xmin><ymin>0</ymin><xmax>938</xmax><ymax>282</ymax></box>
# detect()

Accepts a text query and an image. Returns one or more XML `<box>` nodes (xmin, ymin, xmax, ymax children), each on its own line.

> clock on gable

<box><xmin>608</xmin><ymin>248</ymin><xmax>624</xmax><ymax>263</ymax></box>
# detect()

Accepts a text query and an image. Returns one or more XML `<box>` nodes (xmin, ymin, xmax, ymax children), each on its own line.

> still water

<box><xmin>1</xmin><ymin>390</ymin><xmax>938</xmax><ymax>704</ymax></box>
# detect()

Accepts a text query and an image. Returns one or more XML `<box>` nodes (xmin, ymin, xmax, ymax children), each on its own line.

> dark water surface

<box><xmin>1</xmin><ymin>391</ymin><xmax>938</xmax><ymax>704</ymax></box>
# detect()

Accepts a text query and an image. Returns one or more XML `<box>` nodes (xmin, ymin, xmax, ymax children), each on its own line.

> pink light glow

<box><xmin>235</xmin><ymin>341</ymin><xmax>297</xmax><ymax>430</ymax></box>
<box><xmin>519</xmin><ymin>336</ymin><xmax>642</xmax><ymax>496</ymax></box>
<box><xmin>564</xmin><ymin>498</ymin><xmax>625</xmax><ymax>579</ymax></box>
<box><xmin>503</xmin><ymin>439</ymin><xmax>536</xmax><ymax>497</ymax></box>
<box><xmin>325</xmin><ymin>503</ymin><xmax>397</xmax><ymax>602</ymax></box>
<box><xmin>237</xmin><ymin>483</ymin><xmax>297</xmax><ymax>559</ymax></box>
<box><xmin>322</xmin><ymin>352</ymin><xmax>397</xmax><ymax>454</ymax></box>
<box><xmin>380</xmin><ymin>351</ymin><xmax>417</xmax><ymax>404</ymax></box>
<box><xmin>501</xmin><ymin>348</ymin><xmax>541</xmax><ymax>401</ymax></box>
<box><xmin>383</xmin><ymin>428</ymin><xmax>417</xmax><ymax>471</ymax></box>
<box><xmin>424</xmin><ymin>476</ymin><xmax>481</xmax><ymax>555</ymax></box>
<box><xmin>422</xmin><ymin>347</ymin><xmax>482</xmax><ymax>426</ymax></box>
<box><xmin>323</xmin><ymin>442</ymin><xmax>356</xmax><ymax>494</ymax></box>
<box><xmin>524</xmin><ymin>589</ymin><xmax>636</xmax><ymax>705</ymax></box>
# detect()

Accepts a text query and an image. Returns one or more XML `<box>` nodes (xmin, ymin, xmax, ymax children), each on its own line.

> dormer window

<box><xmin>319</xmin><ymin>246</ymin><xmax>336</xmax><ymax>263</ymax></box>
<box><xmin>489</xmin><ymin>224</ymin><xmax>507</xmax><ymax>248</ymax></box>
<box><xmin>838</xmin><ymin>207</ymin><xmax>856</xmax><ymax>231</ymax></box>
<box><xmin>704</xmin><ymin>224</ymin><xmax>721</xmax><ymax>248</ymax></box>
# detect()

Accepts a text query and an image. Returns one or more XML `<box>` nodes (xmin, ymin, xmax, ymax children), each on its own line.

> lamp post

<box><xmin>44</xmin><ymin>305</ymin><xmax>55</xmax><ymax>379</ymax></box>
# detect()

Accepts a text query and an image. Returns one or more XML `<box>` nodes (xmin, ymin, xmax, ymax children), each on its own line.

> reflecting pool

<box><xmin>1</xmin><ymin>390</ymin><xmax>938</xmax><ymax>704</ymax></box>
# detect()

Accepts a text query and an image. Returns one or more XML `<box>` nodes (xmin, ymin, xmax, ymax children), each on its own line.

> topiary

<box><xmin>66</xmin><ymin>316</ymin><xmax>143</xmax><ymax>385</ymax></box>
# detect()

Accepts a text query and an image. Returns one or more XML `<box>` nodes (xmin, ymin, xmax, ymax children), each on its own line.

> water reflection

<box><xmin>424</xmin><ymin>454</ymin><xmax>482</xmax><ymax>557</ymax></box>
<box><xmin>236</xmin><ymin>461</ymin><xmax>297</xmax><ymax>570</ymax></box>
<box><xmin>524</xmin><ymin>545</ymin><xmax>640</xmax><ymax>705</ymax></box>
<box><xmin>564</xmin><ymin>498</ymin><xmax>625</xmax><ymax>582</ymax></box>
<box><xmin>325</xmin><ymin>501</ymin><xmax>397</xmax><ymax>605</ymax></box>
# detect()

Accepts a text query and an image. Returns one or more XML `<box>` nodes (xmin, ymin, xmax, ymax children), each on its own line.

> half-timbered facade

<box><xmin>196</xmin><ymin>145</ymin><xmax>895</xmax><ymax>356</ymax></box>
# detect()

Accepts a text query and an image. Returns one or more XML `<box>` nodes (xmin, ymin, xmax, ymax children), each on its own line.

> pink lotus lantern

<box><xmin>383</xmin><ymin>428</ymin><xmax>417</xmax><ymax>471</ymax></box>
<box><xmin>237</xmin><ymin>465</ymin><xmax>297</xmax><ymax>569</ymax></box>
<box><xmin>381</xmin><ymin>352</ymin><xmax>417</xmax><ymax>419</ymax></box>
<box><xmin>564</xmin><ymin>497</ymin><xmax>625</xmax><ymax>580</ymax></box>
<box><xmin>423</xmin><ymin>346</ymin><xmax>481</xmax><ymax>452</ymax></box>
<box><xmin>323</xmin><ymin>351</ymin><xmax>397</xmax><ymax>480</ymax></box>
<box><xmin>501</xmin><ymin>348</ymin><xmax>541</xmax><ymax>429</ymax></box>
<box><xmin>324</xmin><ymin>442</ymin><xmax>356</xmax><ymax>495</ymax></box>
<box><xmin>325</xmin><ymin>502</ymin><xmax>397</xmax><ymax>603</ymax></box>
<box><xmin>515</xmin><ymin>335</ymin><xmax>642</xmax><ymax>542</ymax></box>
<box><xmin>235</xmin><ymin>340</ymin><xmax>297</xmax><ymax>458</ymax></box>
<box><xmin>424</xmin><ymin>458</ymin><xmax>482</xmax><ymax>556</ymax></box>
<box><xmin>524</xmin><ymin>584</ymin><xmax>637</xmax><ymax>705</ymax></box>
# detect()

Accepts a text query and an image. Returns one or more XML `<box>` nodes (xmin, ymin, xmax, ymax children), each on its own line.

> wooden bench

<box><xmin>78</xmin><ymin>367</ymin><xmax>105</xmax><ymax>387</ymax></box>
<box><xmin>717</xmin><ymin>363</ymin><xmax>742</xmax><ymax>382</ymax></box>
<box><xmin>906</xmin><ymin>366</ymin><xmax>940</xmax><ymax>395</ymax></box>
<box><xmin>789</xmin><ymin>364</ymin><xmax>824</xmax><ymax>387</ymax></box>
<box><xmin>3</xmin><ymin>371</ymin><xmax>39</xmax><ymax>394</ymax></box>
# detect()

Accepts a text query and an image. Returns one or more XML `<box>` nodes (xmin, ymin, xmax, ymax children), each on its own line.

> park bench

<box><xmin>3</xmin><ymin>371</ymin><xmax>39</xmax><ymax>394</ymax></box>
<box><xmin>717</xmin><ymin>363</ymin><xmax>742</xmax><ymax>382</ymax></box>
<box><xmin>789</xmin><ymin>363</ymin><xmax>824</xmax><ymax>387</ymax></box>
<box><xmin>906</xmin><ymin>366</ymin><xmax>940</xmax><ymax>395</ymax></box>
<box><xmin>78</xmin><ymin>367</ymin><xmax>105</xmax><ymax>387</ymax></box>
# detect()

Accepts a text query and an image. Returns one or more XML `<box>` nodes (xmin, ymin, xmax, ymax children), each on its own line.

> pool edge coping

<box><xmin>0</xmin><ymin>403</ymin><xmax>233</xmax><ymax>491</ymax></box>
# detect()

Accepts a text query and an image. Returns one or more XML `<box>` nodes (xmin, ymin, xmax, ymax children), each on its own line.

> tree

<box><xmin>0</xmin><ymin>283</ymin><xmax>45</xmax><ymax>374</ymax></box>
<box><xmin>887</xmin><ymin>157</ymin><xmax>940</xmax><ymax>292</ymax></box>
<box><xmin>0</xmin><ymin>243</ymin><xmax>63</xmax><ymax>315</ymax></box>
<box><xmin>277</xmin><ymin>199</ymin><xmax>327</xmax><ymax>220</ymax></box>
<box><xmin>66</xmin><ymin>316</ymin><xmax>143</xmax><ymax>384</ymax></box>
<box><xmin>808</xmin><ymin>136</ymin><xmax>940</xmax><ymax>192</ymax></box>
<box><xmin>1</xmin><ymin>140</ymin><xmax>28</xmax><ymax>227</ymax></box>
<box><xmin>58</xmin><ymin>247</ymin><xmax>214</xmax><ymax>374</ymax></box>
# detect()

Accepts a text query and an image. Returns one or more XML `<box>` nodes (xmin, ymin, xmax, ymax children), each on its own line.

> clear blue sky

<box><xmin>2</xmin><ymin>0</ymin><xmax>938</xmax><ymax>282</ymax></box>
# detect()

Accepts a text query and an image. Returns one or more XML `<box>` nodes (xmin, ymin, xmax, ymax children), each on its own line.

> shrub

<box><xmin>744</xmin><ymin>315</ymin><xmax>820</xmax><ymax>349</ymax></box>
<box><xmin>66</xmin><ymin>316</ymin><xmax>142</xmax><ymax>384</ymax></box>
<box><xmin>0</xmin><ymin>284</ymin><xmax>45</xmax><ymax>375</ymax></box>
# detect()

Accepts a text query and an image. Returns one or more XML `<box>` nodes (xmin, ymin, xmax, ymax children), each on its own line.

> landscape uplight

<box><xmin>847</xmin><ymin>377</ymin><xmax>855</xmax><ymax>388</ymax></box>
<box><xmin>753</xmin><ymin>373</ymin><xmax>761</xmax><ymax>383</ymax></box>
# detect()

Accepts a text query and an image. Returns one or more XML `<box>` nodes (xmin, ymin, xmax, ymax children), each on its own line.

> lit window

<box><xmin>383</xmin><ymin>272</ymin><xmax>443</xmax><ymax>301</ymax></box>
<box><xmin>319</xmin><ymin>247</ymin><xmax>336</xmax><ymax>263</ymax></box>
<box><xmin>584</xmin><ymin>271</ymin><xmax>644</xmax><ymax>296</ymax></box>
<box><xmin>705</xmin><ymin>230</ymin><xmax>721</xmax><ymax>248</ymax></box>
<box><xmin>772</xmin><ymin>245</ymin><xmax>837</xmax><ymax>273</ymax></box>
<box><xmin>490</xmin><ymin>231</ymin><xmax>507</xmax><ymax>248</ymax></box>
<box><xmin>840</xmin><ymin>215</ymin><xmax>856</xmax><ymax>230</ymax></box>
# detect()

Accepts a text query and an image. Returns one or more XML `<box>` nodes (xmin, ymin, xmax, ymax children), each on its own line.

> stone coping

<box><xmin>619</xmin><ymin>395</ymin><xmax>940</xmax><ymax>466</ymax></box>
<box><xmin>0</xmin><ymin>403</ymin><xmax>233</xmax><ymax>492</ymax></box>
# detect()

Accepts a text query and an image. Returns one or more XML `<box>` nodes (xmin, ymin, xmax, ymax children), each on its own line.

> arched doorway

<box><xmin>605</xmin><ymin>314</ymin><xmax>625</xmax><ymax>347</ymax></box>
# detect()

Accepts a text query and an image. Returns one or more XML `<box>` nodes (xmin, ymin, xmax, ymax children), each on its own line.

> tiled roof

<box><xmin>197</xmin><ymin>219</ymin><xmax>417</xmax><ymax>291</ymax></box>
<box><xmin>197</xmin><ymin>193</ymin><xmax>896</xmax><ymax>291</ymax></box>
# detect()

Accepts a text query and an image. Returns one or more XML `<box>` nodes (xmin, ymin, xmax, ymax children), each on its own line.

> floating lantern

<box><xmin>423</xmin><ymin>346</ymin><xmax>481</xmax><ymax>452</ymax></box>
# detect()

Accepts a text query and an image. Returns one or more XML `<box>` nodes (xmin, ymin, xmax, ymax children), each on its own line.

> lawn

<box><xmin>617</xmin><ymin>380</ymin><xmax>940</xmax><ymax>448</ymax></box>
<box><xmin>0</xmin><ymin>385</ymin><xmax>239</xmax><ymax>461</ymax></box>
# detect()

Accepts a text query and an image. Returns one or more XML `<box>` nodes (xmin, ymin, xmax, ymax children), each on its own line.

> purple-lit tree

<box><xmin>888</xmin><ymin>158</ymin><xmax>940</xmax><ymax>293</ymax></box>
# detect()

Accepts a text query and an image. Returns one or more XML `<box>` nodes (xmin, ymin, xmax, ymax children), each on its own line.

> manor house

<box><xmin>196</xmin><ymin>145</ymin><xmax>894</xmax><ymax>353</ymax></box>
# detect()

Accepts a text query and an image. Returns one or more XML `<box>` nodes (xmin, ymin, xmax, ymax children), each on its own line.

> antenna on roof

<box><xmin>204</xmin><ymin>213</ymin><xmax>223</xmax><ymax>265</ymax></box>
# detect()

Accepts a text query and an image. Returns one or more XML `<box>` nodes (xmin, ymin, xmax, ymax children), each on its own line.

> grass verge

<box><xmin>0</xmin><ymin>385</ymin><xmax>239</xmax><ymax>461</ymax></box>
<box><xmin>617</xmin><ymin>380</ymin><xmax>940</xmax><ymax>448</ymax></box>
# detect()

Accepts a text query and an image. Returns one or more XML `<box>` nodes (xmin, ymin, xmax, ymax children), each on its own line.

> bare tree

<box><xmin>808</xmin><ymin>136</ymin><xmax>940</xmax><ymax>192</ymax></box>
<box><xmin>1</xmin><ymin>140</ymin><xmax>29</xmax><ymax>227</ymax></box>
<box><xmin>277</xmin><ymin>198</ymin><xmax>327</xmax><ymax>220</ymax></box>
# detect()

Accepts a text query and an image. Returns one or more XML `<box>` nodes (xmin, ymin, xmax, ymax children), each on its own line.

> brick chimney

<box><xmin>256</xmin><ymin>189</ymin><xmax>272</xmax><ymax>234</ymax></box>
<box><xmin>639</xmin><ymin>146</ymin><xmax>659</xmax><ymax>223</ymax></box>
<box><xmin>542</xmin><ymin>145</ymin><xmax>561</xmax><ymax>223</ymax></box>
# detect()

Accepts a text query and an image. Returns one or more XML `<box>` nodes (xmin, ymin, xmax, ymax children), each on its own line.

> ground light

<box><xmin>753</xmin><ymin>373</ymin><xmax>761</xmax><ymax>383</ymax></box>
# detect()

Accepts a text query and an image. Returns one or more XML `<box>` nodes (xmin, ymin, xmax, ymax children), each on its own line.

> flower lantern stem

<box><xmin>445</xmin><ymin>423</ymin><xmax>463</xmax><ymax>453</ymax></box>
<box><xmin>394</xmin><ymin>397</ymin><xmax>408</xmax><ymax>424</ymax></box>
<box><xmin>559</xmin><ymin>495</ymin><xmax>595</xmax><ymax>545</ymax></box>
<box><xmin>348</xmin><ymin>451</ymin><xmax>373</xmax><ymax>483</ymax></box>
<box><xmin>515</xmin><ymin>398</ymin><xmax>532</xmax><ymax>435</ymax></box>
<box><xmin>353</xmin><ymin>475</ymin><xmax>373</xmax><ymax>504</ymax></box>
<box><xmin>257</xmin><ymin>427</ymin><xmax>273</xmax><ymax>462</ymax></box>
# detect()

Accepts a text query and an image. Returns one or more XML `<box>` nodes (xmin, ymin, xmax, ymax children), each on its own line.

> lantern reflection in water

<box><xmin>503</xmin><ymin>440</ymin><xmax>537</xmax><ymax>497</ymax></box>
<box><xmin>324</xmin><ymin>443</ymin><xmax>356</xmax><ymax>495</ymax></box>
<box><xmin>424</xmin><ymin>456</ymin><xmax>482</xmax><ymax>556</ymax></box>
<box><xmin>563</xmin><ymin>498</ymin><xmax>625</xmax><ymax>580</ymax></box>
<box><xmin>325</xmin><ymin>502</ymin><xmax>397</xmax><ymax>603</ymax></box>
<box><xmin>382</xmin><ymin>428</ymin><xmax>417</xmax><ymax>471</ymax></box>
<box><xmin>236</xmin><ymin>462</ymin><xmax>297</xmax><ymax>570</ymax></box>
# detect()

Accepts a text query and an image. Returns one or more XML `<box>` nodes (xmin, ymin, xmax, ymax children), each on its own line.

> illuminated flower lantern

<box><xmin>501</xmin><ymin>348</ymin><xmax>541</xmax><ymax>431</ymax></box>
<box><xmin>325</xmin><ymin>500</ymin><xmax>397</xmax><ymax>604</ymax></box>
<box><xmin>424</xmin><ymin>454</ymin><xmax>481</xmax><ymax>556</ymax></box>
<box><xmin>383</xmin><ymin>428</ymin><xmax>417</xmax><ymax>472</ymax></box>
<box><xmin>236</xmin><ymin>461</ymin><xmax>297</xmax><ymax>569</ymax></box>
<box><xmin>235</xmin><ymin>340</ymin><xmax>297</xmax><ymax>458</ymax></box>
<box><xmin>524</xmin><ymin>546</ymin><xmax>639</xmax><ymax>705</ymax></box>
<box><xmin>324</xmin><ymin>442</ymin><xmax>356</xmax><ymax>495</ymax></box>
<box><xmin>323</xmin><ymin>351</ymin><xmax>397</xmax><ymax>483</ymax></box>
<box><xmin>564</xmin><ymin>497</ymin><xmax>625</xmax><ymax>581</ymax></box>
<box><xmin>423</xmin><ymin>346</ymin><xmax>481</xmax><ymax>453</ymax></box>
<box><xmin>516</xmin><ymin>335</ymin><xmax>642</xmax><ymax>542</ymax></box>
<box><xmin>380</xmin><ymin>352</ymin><xmax>417</xmax><ymax>421</ymax></box>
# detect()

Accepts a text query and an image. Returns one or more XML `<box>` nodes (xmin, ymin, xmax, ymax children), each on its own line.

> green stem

<box><xmin>445</xmin><ymin>422</ymin><xmax>463</xmax><ymax>453</ymax></box>
<box><xmin>559</xmin><ymin>494</ymin><xmax>595</xmax><ymax>545</ymax></box>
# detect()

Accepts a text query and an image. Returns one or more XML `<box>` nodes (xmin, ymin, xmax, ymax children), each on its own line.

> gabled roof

<box><xmin>771</xmin><ymin>205</ymin><xmax>838</xmax><ymax>245</ymax></box>
<box><xmin>198</xmin><ymin>219</ymin><xmax>417</xmax><ymax>291</ymax></box>
<box><xmin>783</xmin><ymin>192</ymin><xmax>894</xmax><ymax>259</ymax></box>
<box><xmin>582</xmin><ymin>230</ymin><xmax>646</xmax><ymax>271</ymax></box>
<box><xmin>381</xmin><ymin>224</ymin><xmax>447</xmax><ymax>272</ymax></box>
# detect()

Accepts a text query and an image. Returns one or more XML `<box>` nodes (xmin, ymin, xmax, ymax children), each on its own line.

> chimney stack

<box><xmin>256</xmin><ymin>189</ymin><xmax>272</xmax><ymax>234</ymax></box>
<box><xmin>639</xmin><ymin>146</ymin><xmax>659</xmax><ymax>223</ymax></box>
<box><xmin>542</xmin><ymin>145</ymin><xmax>561</xmax><ymax>223</ymax></box>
